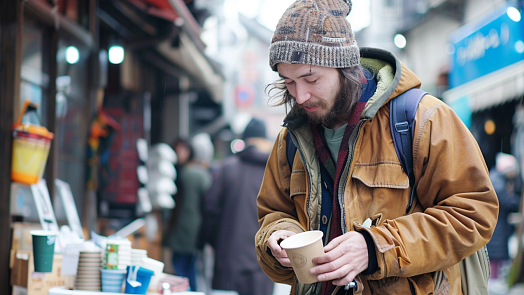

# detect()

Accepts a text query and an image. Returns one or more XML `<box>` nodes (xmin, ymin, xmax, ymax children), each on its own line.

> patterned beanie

<box><xmin>269</xmin><ymin>0</ymin><xmax>360</xmax><ymax>71</ymax></box>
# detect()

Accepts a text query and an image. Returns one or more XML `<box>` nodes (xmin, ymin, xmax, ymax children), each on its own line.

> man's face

<box><xmin>277</xmin><ymin>63</ymin><xmax>348</xmax><ymax>129</ymax></box>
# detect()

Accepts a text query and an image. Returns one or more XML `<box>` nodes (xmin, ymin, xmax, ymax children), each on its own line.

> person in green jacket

<box><xmin>164</xmin><ymin>133</ymin><xmax>213</xmax><ymax>291</ymax></box>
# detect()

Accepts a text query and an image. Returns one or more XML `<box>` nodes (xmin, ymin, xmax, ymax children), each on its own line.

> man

<box><xmin>255</xmin><ymin>0</ymin><xmax>499</xmax><ymax>294</ymax></box>
<box><xmin>201</xmin><ymin>118</ymin><xmax>274</xmax><ymax>295</ymax></box>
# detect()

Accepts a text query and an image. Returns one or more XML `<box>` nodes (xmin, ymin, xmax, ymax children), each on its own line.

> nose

<box><xmin>294</xmin><ymin>83</ymin><xmax>311</xmax><ymax>105</ymax></box>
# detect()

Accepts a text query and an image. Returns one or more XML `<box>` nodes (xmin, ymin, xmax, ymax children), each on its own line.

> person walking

<box><xmin>254</xmin><ymin>0</ymin><xmax>499</xmax><ymax>294</ymax></box>
<box><xmin>201</xmin><ymin>118</ymin><xmax>275</xmax><ymax>295</ymax></box>
<box><xmin>162</xmin><ymin>138</ymin><xmax>191</xmax><ymax>270</ymax></box>
<box><xmin>164</xmin><ymin>133</ymin><xmax>214</xmax><ymax>291</ymax></box>
<box><xmin>487</xmin><ymin>153</ymin><xmax>521</xmax><ymax>280</ymax></box>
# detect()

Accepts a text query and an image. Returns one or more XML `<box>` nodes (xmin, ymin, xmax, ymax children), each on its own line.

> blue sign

<box><xmin>449</xmin><ymin>4</ymin><xmax>524</xmax><ymax>88</ymax></box>
<box><xmin>448</xmin><ymin>96</ymin><xmax>472</xmax><ymax>129</ymax></box>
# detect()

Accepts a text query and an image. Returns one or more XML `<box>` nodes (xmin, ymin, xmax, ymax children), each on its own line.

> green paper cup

<box><xmin>31</xmin><ymin>230</ymin><xmax>58</xmax><ymax>273</ymax></box>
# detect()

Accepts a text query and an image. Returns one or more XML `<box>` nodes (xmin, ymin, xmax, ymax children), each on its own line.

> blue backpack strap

<box><xmin>285</xmin><ymin>131</ymin><xmax>297</xmax><ymax>168</ymax></box>
<box><xmin>390</xmin><ymin>88</ymin><xmax>428</xmax><ymax>213</ymax></box>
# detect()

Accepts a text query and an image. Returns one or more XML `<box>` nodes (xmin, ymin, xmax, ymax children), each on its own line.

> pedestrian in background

<box><xmin>164</xmin><ymin>133</ymin><xmax>214</xmax><ymax>291</ymax></box>
<box><xmin>255</xmin><ymin>0</ymin><xmax>499</xmax><ymax>294</ymax></box>
<box><xmin>201</xmin><ymin>118</ymin><xmax>274</xmax><ymax>295</ymax></box>
<box><xmin>487</xmin><ymin>152</ymin><xmax>521</xmax><ymax>280</ymax></box>
<box><xmin>162</xmin><ymin>138</ymin><xmax>192</xmax><ymax>271</ymax></box>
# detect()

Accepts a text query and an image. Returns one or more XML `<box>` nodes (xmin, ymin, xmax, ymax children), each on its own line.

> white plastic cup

<box><xmin>101</xmin><ymin>268</ymin><xmax>126</xmax><ymax>292</ymax></box>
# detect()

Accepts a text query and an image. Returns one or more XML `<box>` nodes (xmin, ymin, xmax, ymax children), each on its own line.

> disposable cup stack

<box><xmin>103</xmin><ymin>239</ymin><xmax>132</xmax><ymax>271</ymax></box>
<box><xmin>75</xmin><ymin>250</ymin><xmax>102</xmax><ymax>291</ymax></box>
<box><xmin>130</xmin><ymin>249</ymin><xmax>147</xmax><ymax>266</ymax></box>
<box><xmin>100</xmin><ymin>268</ymin><xmax>126</xmax><ymax>293</ymax></box>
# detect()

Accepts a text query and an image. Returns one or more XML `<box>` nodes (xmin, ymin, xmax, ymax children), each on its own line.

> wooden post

<box><xmin>43</xmin><ymin>28</ymin><xmax>58</xmax><ymax>201</ymax></box>
<box><xmin>0</xmin><ymin>0</ymin><xmax>23</xmax><ymax>293</ymax></box>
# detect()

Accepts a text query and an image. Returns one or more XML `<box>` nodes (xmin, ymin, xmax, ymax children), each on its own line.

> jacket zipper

<box><xmin>286</xmin><ymin>128</ymin><xmax>323</xmax><ymax>295</ymax></box>
<box><xmin>338</xmin><ymin>119</ymin><xmax>367</xmax><ymax>234</ymax></box>
<box><xmin>286</xmin><ymin>129</ymin><xmax>315</xmax><ymax>227</ymax></box>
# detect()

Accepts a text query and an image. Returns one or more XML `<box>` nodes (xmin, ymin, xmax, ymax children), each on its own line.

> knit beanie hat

<box><xmin>242</xmin><ymin>118</ymin><xmax>267</xmax><ymax>140</ymax></box>
<box><xmin>269</xmin><ymin>0</ymin><xmax>360</xmax><ymax>71</ymax></box>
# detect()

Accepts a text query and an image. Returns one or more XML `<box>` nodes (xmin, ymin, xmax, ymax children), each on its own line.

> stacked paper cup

<box><xmin>131</xmin><ymin>249</ymin><xmax>147</xmax><ymax>266</ymax></box>
<box><xmin>103</xmin><ymin>238</ymin><xmax>131</xmax><ymax>270</ymax></box>
<box><xmin>75</xmin><ymin>250</ymin><xmax>102</xmax><ymax>291</ymax></box>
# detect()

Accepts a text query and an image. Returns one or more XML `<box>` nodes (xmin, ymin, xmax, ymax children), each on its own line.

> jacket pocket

<box><xmin>290</xmin><ymin>169</ymin><xmax>306</xmax><ymax>198</ymax></box>
<box><xmin>352</xmin><ymin>161</ymin><xmax>409</xmax><ymax>189</ymax></box>
<box><xmin>351</xmin><ymin>161</ymin><xmax>410</xmax><ymax>218</ymax></box>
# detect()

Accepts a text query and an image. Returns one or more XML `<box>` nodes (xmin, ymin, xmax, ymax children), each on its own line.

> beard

<box><xmin>291</xmin><ymin>77</ymin><xmax>356</xmax><ymax>127</ymax></box>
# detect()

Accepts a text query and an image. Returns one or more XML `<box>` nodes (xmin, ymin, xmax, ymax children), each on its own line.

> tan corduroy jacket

<box><xmin>255</xmin><ymin>48</ymin><xmax>499</xmax><ymax>295</ymax></box>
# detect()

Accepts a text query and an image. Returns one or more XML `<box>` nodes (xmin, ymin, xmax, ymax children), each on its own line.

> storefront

<box><xmin>443</xmin><ymin>2</ymin><xmax>524</xmax><ymax>169</ymax></box>
<box><xmin>0</xmin><ymin>0</ymin><xmax>223</xmax><ymax>293</ymax></box>
<box><xmin>443</xmin><ymin>3</ymin><xmax>524</xmax><ymax>285</ymax></box>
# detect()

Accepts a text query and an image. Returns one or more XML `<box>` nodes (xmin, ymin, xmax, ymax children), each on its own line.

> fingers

<box><xmin>310</xmin><ymin>231</ymin><xmax>369</xmax><ymax>284</ymax></box>
<box><xmin>331</xmin><ymin>270</ymin><xmax>360</xmax><ymax>286</ymax></box>
<box><xmin>267</xmin><ymin>230</ymin><xmax>298</xmax><ymax>268</ymax></box>
<box><xmin>268</xmin><ymin>240</ymin><xmax>290</xmax><ymax>267</ymax></box>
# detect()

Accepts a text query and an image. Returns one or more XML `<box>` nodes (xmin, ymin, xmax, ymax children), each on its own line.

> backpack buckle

<box><xmin>395</xmin><ymin>121</ymin><xmax>409</xmax><ymax>133</ymax></box>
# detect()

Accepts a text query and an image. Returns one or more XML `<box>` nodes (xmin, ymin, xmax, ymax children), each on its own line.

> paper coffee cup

<box><xmin>280</xmin><ymin>230</ymin><xmax>324</xmax><ymax>284</ymax></box>
<box><xmin>31</xmin><ymin>230</ymin><xmax>58</xmax><ymax>273</ymax></box>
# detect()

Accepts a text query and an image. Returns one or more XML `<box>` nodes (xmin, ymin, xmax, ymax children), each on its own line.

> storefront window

<box><xmin>54</xmin><ymin>39</ymin><xmax>89</xmax><ymax>222</ymax></box>
<box><xmin>20</xmin><ymin>21</ymin><xmax>49</xmax><ymax>125</ymax></box>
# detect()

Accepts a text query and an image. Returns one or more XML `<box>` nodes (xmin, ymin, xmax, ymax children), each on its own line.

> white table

<box><xmin>48</xmin><ymin>286</ymin><xmax>206</xmax><ymax>295</ymax></box>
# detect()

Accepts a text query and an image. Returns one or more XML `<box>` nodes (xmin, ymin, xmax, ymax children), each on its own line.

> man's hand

<box><xmin>310</xmin><ymin>231</ymin><xmax>368</xmax><ymax>286</ymax></box>
<box><xmin>267</xmin><ymin>230</ymin><xmax>298</xmax><ymax>267</ymax></box>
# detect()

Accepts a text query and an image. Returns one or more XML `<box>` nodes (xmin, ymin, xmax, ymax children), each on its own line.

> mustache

<box><xmin>302</xmin><ymin>101</ymin><xmax>326</xmax><ymax>108</ymax></box>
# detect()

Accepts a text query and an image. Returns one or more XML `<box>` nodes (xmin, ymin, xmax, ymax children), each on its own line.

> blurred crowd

<box><xmin>162</xmin><ymin>117</ymin><xmax>276</xmax><ymax>295</ymax></box>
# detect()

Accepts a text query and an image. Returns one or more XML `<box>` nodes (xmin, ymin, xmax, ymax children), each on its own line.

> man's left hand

<box><xmin>310</xmin><ymin>231</ymin><xmax>369</xmax><ymax>286</ymax></box>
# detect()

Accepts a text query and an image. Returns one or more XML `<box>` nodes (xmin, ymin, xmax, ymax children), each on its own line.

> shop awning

<box><xmin>443</xmin><ymin>60</ymin><xmax>524</xmax><ymax>112</ymax></box>
<box><xmin>123</xmin><ymin>0</ymin><xmax>224</xmax><ymax>102</ymax></box>
<box><xmin>156</xmin><ymin>33</ymin><xmax>223</xmax><ymax>103</ymax></box>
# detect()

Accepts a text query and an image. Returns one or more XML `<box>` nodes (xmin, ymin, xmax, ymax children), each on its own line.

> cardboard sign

<box><xmin>55</xmin><ymin>179</ymin><xmax>84</xmax><ymax>240</ymax></box>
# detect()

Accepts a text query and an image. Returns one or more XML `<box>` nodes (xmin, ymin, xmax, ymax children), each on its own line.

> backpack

<box><xmin>285</xmin><ymin>88</ymin><xmax>490</xmax><ymax>294</ymax></box>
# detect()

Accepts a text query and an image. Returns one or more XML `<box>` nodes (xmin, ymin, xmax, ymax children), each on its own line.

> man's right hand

<box><xmin>267</xmin><ymin>230</ymin><xmax>299</xmax><ymax>267</ymax></box>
